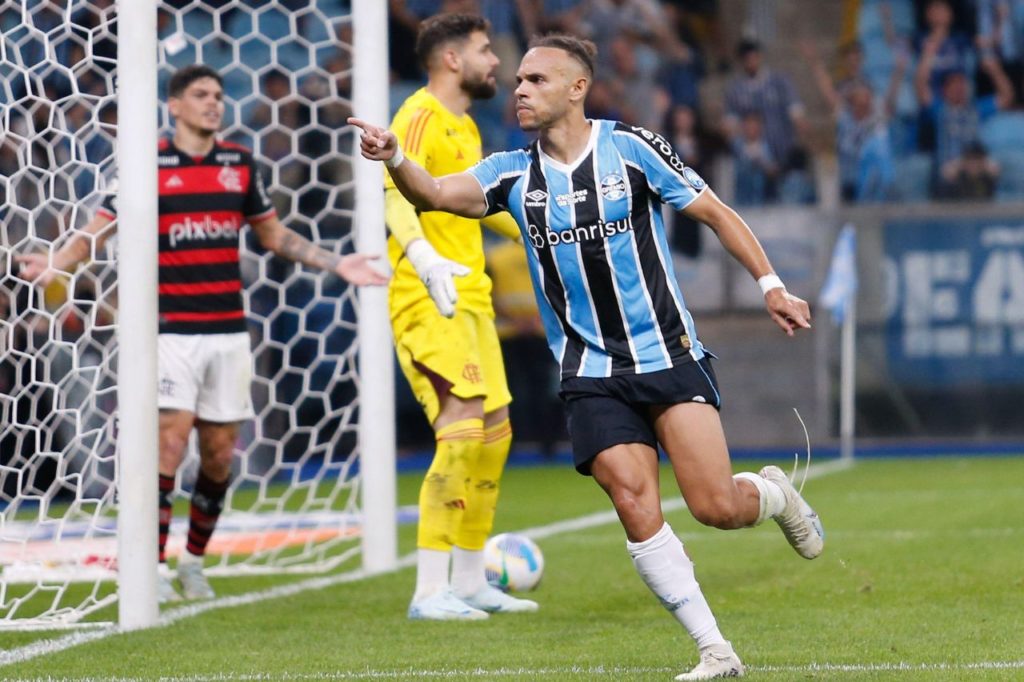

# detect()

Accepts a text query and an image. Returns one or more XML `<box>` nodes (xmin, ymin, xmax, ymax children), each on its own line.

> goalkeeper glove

<box><xmin>405</xmin><ymin>238</ymin><xmax>471</xmax><ymax>318</ymax></box>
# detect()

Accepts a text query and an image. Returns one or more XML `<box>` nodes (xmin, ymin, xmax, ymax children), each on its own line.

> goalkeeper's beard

<box><xmin>462</xmin><ymin>76</ymin><xmax>497</xmax><ymax>101</ymax></box>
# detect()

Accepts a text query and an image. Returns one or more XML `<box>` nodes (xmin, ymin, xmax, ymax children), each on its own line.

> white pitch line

<box><xmin>0</xmin><ymin>458</ymin><xmax>852</xmax><ymax>669</ymax></box>
<box><xmin>759</xmin><ymin>660</ymin><xmax>1024</xmax><ymax>673</ymax></box>
<box><xmin>6</xmin><ymin>659</ymin><xmax>1024</xmax><ymax>681</ymax></box>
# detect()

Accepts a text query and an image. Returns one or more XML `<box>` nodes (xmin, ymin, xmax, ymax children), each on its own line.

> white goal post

<box><xmin>0</xmin><ymin>0</ymin><xmax>395</xmax><ymax>630</ymax></box>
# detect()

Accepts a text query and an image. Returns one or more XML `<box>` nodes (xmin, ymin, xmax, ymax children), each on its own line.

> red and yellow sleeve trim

<box><xmin>405</xmin><ymin>108</ymin><xmax>434</xmax><ymax>157</ymax></box>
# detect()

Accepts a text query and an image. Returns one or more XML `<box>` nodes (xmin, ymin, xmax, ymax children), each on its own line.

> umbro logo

<box><xmin>525</xmin><ymin>189</ymin><xmax>548</xmax><ymax>207</ymax></box>
<box><xmin>165</xmin><ymin>175</ymin><xmax>184</xmax><ymax>188</ymax></box>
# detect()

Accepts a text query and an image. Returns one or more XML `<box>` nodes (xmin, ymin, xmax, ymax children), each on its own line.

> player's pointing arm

<box><xmin>348</xmin><ymin>117</ymin><xmax>488</xmax><ymax>219</ymax></box>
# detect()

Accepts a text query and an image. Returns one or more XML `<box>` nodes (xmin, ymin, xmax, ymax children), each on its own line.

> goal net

<box><xmin>0</xmin><ymin>0</ymin><xmax>391</xmax><ymax>629</ymax></box>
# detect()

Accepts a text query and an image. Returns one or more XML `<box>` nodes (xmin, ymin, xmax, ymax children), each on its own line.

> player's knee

<box><xmin>159</xmin><ymin>428</ymin><xmax>189</xmax><ymax>461</ymax></box>
<box><xmin>608</xmin><ymin>483</ymin><xmax>658</xmax><ymax>528</ymax></box>
<box><xmin>422</xmin><ymin>471</ymin><xmax>468</xmax><ymax>509</ymax></box>
<box><xmin>690</xmin><ymin>493</ymin><xmax>744</xmax><ymax>529</ymax></box>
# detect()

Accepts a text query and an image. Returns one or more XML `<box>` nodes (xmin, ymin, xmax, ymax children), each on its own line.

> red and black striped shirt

<box><xmin>99</xmin><ymin>138</ymin><xmax>275</xmax><ymax>334</ymax></box>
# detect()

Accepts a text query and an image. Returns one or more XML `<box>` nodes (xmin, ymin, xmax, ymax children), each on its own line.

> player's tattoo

<box><xmin>279</xmin><ymin>231</ymin><xmax>341</xmax><ymax>270</ymax></box>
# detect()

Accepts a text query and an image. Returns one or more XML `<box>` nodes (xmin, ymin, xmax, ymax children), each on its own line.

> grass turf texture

<box><xmin>1</xmin><ymin>456</ymin><xmax>1021</xmax><ymax>680</ymax></box>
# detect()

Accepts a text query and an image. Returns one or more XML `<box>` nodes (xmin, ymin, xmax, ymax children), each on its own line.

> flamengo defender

<box><xmin>18</xmin><ymin>64</ymin><xmax>386</xmax><ymax>603</ymax></box>
<box><xmin>350</xmin><ymin>35</ymin><xmax>823</xmax><ymax>681</ymax></box>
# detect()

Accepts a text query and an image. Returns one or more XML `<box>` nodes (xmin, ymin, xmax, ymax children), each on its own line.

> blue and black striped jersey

<box><xmin>468</xmin><ymin>119</ymin><xmax>710</xmax><ymax>379</ymax></box>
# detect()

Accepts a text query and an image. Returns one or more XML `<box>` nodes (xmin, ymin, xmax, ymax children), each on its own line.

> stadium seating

<box><xmin>979</xmin><ymin>112</ymin><xmax>1024</xmax><ymax>152</ymax></box>
<box><xmin>978</xmin><ymin>114</ymin><xmax>1024</xmax><ymax>199</ymax></box>
<box><xmin>892</xmin><ymin>153</ymin><xmax>933</xmax><ymax>202</ymax></box>
<box><xmin>994</xmin><ymin>150</ymin><xmax>1024</xmax><ymax>201</ymax></box>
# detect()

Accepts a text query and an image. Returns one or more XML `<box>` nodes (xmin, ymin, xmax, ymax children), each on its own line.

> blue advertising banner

<box><xmin>885</xmin><ymin>218</ymin><xmax>1024</xmax><ymax>386</ymax></box>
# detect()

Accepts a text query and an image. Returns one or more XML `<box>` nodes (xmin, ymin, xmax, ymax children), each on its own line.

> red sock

<box><xmin>186</xmin><ymin>470</ymin><xmax>229</xmax><ymax>557</ymax></box>
<box><xmin>158</xmin><ymin>474</ymin><xmax>175</xmax><ymax>563</ymax></box>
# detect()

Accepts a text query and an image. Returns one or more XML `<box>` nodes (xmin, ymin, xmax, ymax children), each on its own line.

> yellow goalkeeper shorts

<box><xmin>393</xmin><ymin>299</ymin><xmax>512</xmax><ymax>425</ymax></box>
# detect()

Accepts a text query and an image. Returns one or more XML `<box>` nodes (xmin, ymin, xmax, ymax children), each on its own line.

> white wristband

<box><xmin>384</xmin><ymin>144</ymin><xmax>405</xmax><ymax>169</ymax></box>
<box><xmin>757</xmin><ymin>273</ymin><xmax>785</xmax><ymax>295</ymax></box>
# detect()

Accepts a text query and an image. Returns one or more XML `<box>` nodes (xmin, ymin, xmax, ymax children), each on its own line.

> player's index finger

<box><xmin>346</xmin><ymin>117</ymin><xmax>373</xmax><ymax>132</ymax></box>
<box><xmin>788</xmin><ymin>307</ymin><xmax>811</xmax><ymax>329</ymax></box>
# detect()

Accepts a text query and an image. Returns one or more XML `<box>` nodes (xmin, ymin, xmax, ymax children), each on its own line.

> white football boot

<box><xmin>460</xmin><ymin>584</ymin><xmax>539</xmax><ymax>613</ymax></box>
<box><xmin>158</xmin><ymin>573</ymin><xmax>182</xmax><ymax>604</ymax></box>
<box><xmin>675</xmin><ymin>643</ymin><xmax>744</xmax><ymax>680</ymax></box>
<box><xmin>407</xmin><ymin>589</ymin><xmax>489</xmax><ymax>621</ymax></box>
<box><xmin>177</xmin><ymin>559</ymin><xmax>216</xmax><ymax>600</ymax></box>
<box><xmin>760</xmin><ymin>465</ymin><xmax>825</xmax><ymax>559</ymax></box>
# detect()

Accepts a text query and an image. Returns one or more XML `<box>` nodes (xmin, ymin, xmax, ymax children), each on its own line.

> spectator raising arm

<box><xmin>915</xmin><ymin>35</ymin><xmax>942</xmax><ymax>107</ymax></box>
<box><xmin>801</xmin><ymin>40</ymin><xmax>841</xmax><ymax>115</ymax></box>
<box><xmin>978</xmin><ymin>36</ymin><xmax>1016</xmax><ymax>110</ymax></box>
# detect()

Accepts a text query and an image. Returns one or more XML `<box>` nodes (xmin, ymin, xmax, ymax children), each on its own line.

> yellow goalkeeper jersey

<box><xmin>385</xmin><ymin>87</ymin><xmax>493</xmax><ymax>317</ymax></box>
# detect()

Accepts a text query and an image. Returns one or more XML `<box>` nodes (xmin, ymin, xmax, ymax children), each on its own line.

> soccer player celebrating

<box><xmin>18</xmin><ymin>64</ymin><xmax>387</xmax><ymax>603</ymax></box>
<box><xmin>382</xmin><ymin>14</ymin><xmax>537</xmax><ymax>621</ymax></box>
<box><xmin>351</xmin><ymin>35</ymin><xmax>822</xmax><ymax>680</ymax></box>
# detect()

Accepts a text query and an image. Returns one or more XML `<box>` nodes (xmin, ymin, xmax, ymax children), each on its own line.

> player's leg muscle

<box><xmin>457</xmin><ymin>407</ymin><xmax>511</xmax><ymax>550</ymax></box>
<box><xmin>419</xmin><ymin>395</ymin><xmax>485</xmax><ymax>550</ymax></box>
<box><xmin>159</xmin><ymin>409</ymin><xmax>196</xmax><ymax>476</ymax></box>
<box><xmin>652</xmin><ymin>402</ymin><xmax>760</xmax><ymax>529</ymax></box>
<box><xmin>591</xmin><ymin>442</ymin><xmax>665</xmax><ymax>542</ymax></box>
<box><xmin>195</xmin><ymin>420</ymin><xmax>239</xmax><ymax>481</ymax></box>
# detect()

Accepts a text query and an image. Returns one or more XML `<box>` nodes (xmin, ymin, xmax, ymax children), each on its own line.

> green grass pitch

<box><xmin>1</xmin><ymin>456</ymin><xmax>1022</xmax><ymax>681</ymax></box>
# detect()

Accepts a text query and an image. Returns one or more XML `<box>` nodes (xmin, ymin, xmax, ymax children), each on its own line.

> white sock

<box><xmin>450</xmin><ymin>546</ymin><xmax>487</xmax><ymax>599</ymax></box>
<box><xmin>177</xmin><ymin>550</ymin><xmax>203</xmax><ymax>566</ymax></box>
<box><xmin>413</xmin><ymin>548</ymin><xmax>450</xmax><ymax>602</ymax></box>
<box><xmin>626</xmin><ymin>522</ymin><xmax>726</xmax><ymax>651</ymax></box>
<box><xmin>734</xmin><ymin>472</ymin><xmax>786</xmax><ymax>525</ymax></box>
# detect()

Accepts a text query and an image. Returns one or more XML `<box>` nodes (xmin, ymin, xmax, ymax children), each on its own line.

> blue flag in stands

<box><xmin>819</xmin><ymin>224</ymin><xmax>858</xmax><ymax>324</ymax></box>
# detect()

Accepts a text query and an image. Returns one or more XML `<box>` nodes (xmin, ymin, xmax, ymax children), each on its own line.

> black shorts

<box><xmin>559</xmin><ymin>357</ymin><xmax>721</xmax><ymax>475</ymax></box>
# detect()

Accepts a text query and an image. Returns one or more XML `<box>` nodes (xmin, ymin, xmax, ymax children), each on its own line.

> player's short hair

<box><xmin>168</xmin><ymin>65</ymin><xmax>223</xmax><ymax>99</ymax></box>
<box><xmin>737</xmin><ymin>38</ymin><xmax>761</xmax><ymax>57</ymax></box>
<box><xmin>415</xmin><ymin>13</ymin><xmax>491</xmax><ymax>69</ymax></box>
<box><xmin>529</xmin><ymin>34</ymin><xmax>598</xmax><ymax>78</ymax></box>
<box><xmin>941</xmin><ymin>68</ymin><xmax>968</xmax><ymax>85</ymax></box>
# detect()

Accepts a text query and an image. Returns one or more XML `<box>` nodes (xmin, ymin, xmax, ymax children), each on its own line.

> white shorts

<box><xmin>157</xmin><ymin>332</ymin><xmax>255</xmax><ymax>422</ymax></box>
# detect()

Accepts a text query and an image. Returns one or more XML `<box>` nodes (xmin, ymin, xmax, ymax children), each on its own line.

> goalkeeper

<box><xmin>384</xmin><ymin>13</ymin><xmax>538</xmax><ymax>621</ymax></box>
<box><xmin>17</xmin><ymin>64</ymin><xmax>387</xmax><ymax>603</ymax></box>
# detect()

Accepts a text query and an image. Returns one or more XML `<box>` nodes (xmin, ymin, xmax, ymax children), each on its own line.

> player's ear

<box><xmin>442</xmin><ymin>47</ymin><xmax>460</xmax><ymax>73</ymax></box>
<box><xmin>168</xmin><ymin>96</ymin><xmax>181</xmax><ymax>118</ymax></box>
<box><xmin>568</xmin><ymin>76</ymin><xmax>589</xmax><ymax>104</ymax></box>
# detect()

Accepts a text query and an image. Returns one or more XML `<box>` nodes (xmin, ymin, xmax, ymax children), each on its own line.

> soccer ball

<box><xmin>484</xmin><ymin>533</ymin><xmax>544</xmax><ymax>592</ymax></box>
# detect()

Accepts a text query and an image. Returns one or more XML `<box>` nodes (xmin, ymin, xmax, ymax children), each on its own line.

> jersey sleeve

<box><xmin>613</xmin><ymin>123</ymin><xmax>707</xmax><ymax>211</ymax></box>
<box><xmin>466</xmin><ymin>150</ymin><xmax>529</xmax><ymax>217</ymax></box>
<box><xmin>243</xmin><ymin>158</ymin><xmax>276</xmax><ymax>221</ymax></box>
<box><xmin>385</xmin><ymin>106</ymin><xmax>438</xmax><ymax>191</ymax></box>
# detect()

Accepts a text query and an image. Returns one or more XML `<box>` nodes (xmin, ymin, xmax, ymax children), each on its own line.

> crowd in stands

<box><xmin>6</xmin><ymin>0</ymin><xmax>1024</xmax><ymax>237</ymax></box>
<box><xmin>816</xmin><ymin>0</ymin><xmax>1024</xmax><ymax>203</ymax></box>
<box><xmin>388</xmin><ymin>0</ymin><xmax>1024</xmax><ymax>206</ymax></box>
<box><xmin>5</xmin><ymin>1</ymin><xmax>1024</xmax><ymax>456</ymax></box>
